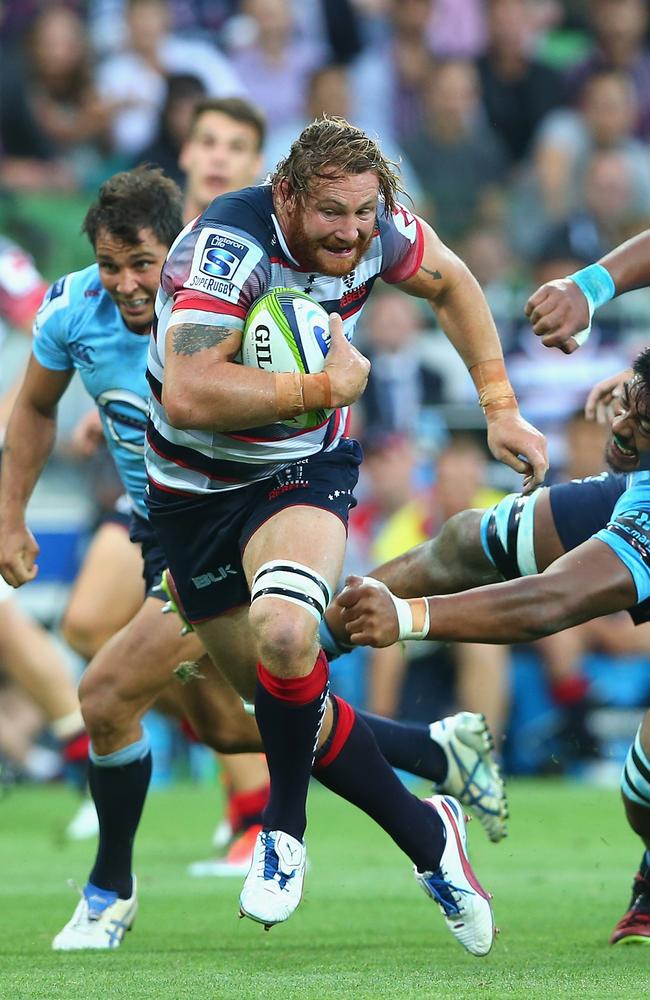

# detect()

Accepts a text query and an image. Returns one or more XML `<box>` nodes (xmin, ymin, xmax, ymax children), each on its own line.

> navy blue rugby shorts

<box><xmin>549</xmin><ymin>472</ymin><xmax>627</xmax><ymax>552</ymax></box>
<box><xmin>128</xmin><ymin>511</ymin><xmax>168</xmax><ymax>599</ymax></box>
<box><xmin>146</xmin><ymin>439</ymin><xmax>362</xmax><ymax>624</ymax></box>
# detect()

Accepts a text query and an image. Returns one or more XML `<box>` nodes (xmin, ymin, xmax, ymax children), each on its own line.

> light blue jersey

<box><xmin>595</xmin><ymin>471</ymin><xmax>650</xmax><ymax>607</ymax></box>
<box><xmin>32</xmin><ymin>264</ymin><xmax>149</xmax><ymax>518</ymax></box>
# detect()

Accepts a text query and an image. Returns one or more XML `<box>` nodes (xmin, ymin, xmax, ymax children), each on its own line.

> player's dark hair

<box><xmin>190</xmin><ymin>97</ymin><xmax>266</xmax><ymax>152</ymax></box>
<box><xmin>632</xmin><ymin>348</ymin><xmax>650</xmax><ymax>402</ymax></box>
<box><xmin>271</xmin><ymin>116</ymin><xmax>404</xmax><ymax>216</ymax></box>
<box><xmin>82</xmin><ymin>166</ymin><xmax>184</xmax><ymax>249</ymax></box>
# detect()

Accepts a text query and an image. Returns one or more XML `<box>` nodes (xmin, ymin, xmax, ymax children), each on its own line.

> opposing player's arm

<box><xmin>337</xmin><ymin>538</ymin><xmax>636</xmax><ymax>647</ymax></box>
<box><xmin>394</xmin><ymin>217</ymin><xmax>548</xmax><ymax>490</ymax></box>
<box><xmin>0</xmin><ymin>357</ymin><xmax>73</xmax><ymax>585</ymax></box>
<box><xmin>526</xmin><ymin>229</ymin><xmax>650</xmax><ymax>354</ymax></box>
<box><xmin>162</xmin><ymin>312</ymin><xmax>367</xmax><ymax>432</ymax></box>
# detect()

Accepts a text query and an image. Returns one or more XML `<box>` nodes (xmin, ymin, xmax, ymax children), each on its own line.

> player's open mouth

<box><xmin>611</xmin><ymin>433</ymin><xmax>637</xmax><ymax>459</ymax></box>
<box><xmin>324</xmin><ymin>246</ymin><xmax>354</xmax><ymax>256</ymax></box>
<box><xmin>121</xmin><ymin>298</ymin><xmax>149</xmax><ymax>311</ymax></box>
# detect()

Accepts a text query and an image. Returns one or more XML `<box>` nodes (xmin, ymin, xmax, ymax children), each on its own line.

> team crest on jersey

<box><xmin>342</xmin><ymin>270</ymin><xmax>356</xmax><ymax>289</ymax></box>
<box><xmin>186</xmin><ymin>228</ymin><xmax>263</xmax><ymax>302</ymax></box>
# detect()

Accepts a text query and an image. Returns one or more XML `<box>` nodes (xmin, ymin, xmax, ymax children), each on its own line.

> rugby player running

<box><xmin>144</xmin><ymin>115</ymin><xmax>546</xmax><ymax>946</ymax></box>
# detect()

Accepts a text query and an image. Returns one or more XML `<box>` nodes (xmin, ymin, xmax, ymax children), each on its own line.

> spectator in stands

<box><xmin>426</xmin><ymin>0</ymin><xmax>486</xmax><ymax>58</ymax></box>
<box><xmin>136</xmin><ymin>73</ymin><xmax>206</xmax><ymax>184</ymax></box>
<box><xmin>0</xmin><ymin>3</ymin><xmax>118</xmax><ymax>191</ymax></box>
<box><xmin>535</xmin><ymin>149</ymin><xmax>650</xmax><ymax>277</ymax></box>
<box><xmin>96</xmin><ymin>0</ymin><xmax>244</xmax><ymax>159</ymax></box>
<box><xmin>355</xmin><ymin>289</ymin><xmax>443</xmax><ymax>441</ymax></box>
<box><xmin>532</xmin><ymin>69</ymin><xmax>650</xmax><ymax>227</ymax></box>
<box><xmin>402</xmin><ymin>58</ymin><xmax>509</xmax><ymax>244</ymax></box>
<box><xmin>477</xmin><ymin>0</ymin><xmax>565</xmax><ymax>165</ymax></box>
<box><xmin>226</xmin><ymin>0</ymin><xmax>326</xmax><ymax>138</ymax></box>
<box><xmin>568</xmin><ymin>0</ymin><xmax>650</xmax><ymax>141</ymax></box>
<box><xmin>350</xmin><ymin>0</ymin><xmax>438</xmax><ymax>147</ymax></box>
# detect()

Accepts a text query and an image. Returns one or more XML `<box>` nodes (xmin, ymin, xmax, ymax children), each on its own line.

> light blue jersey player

<box><xmin>327</xmin><ymin>350</ymin><xmax>650</xmax><ymax>948</ymax></box>
<box><xmin>33</xmin><ymin>264</ymin><xmax>150</xmax><ymax>518</ymax></box>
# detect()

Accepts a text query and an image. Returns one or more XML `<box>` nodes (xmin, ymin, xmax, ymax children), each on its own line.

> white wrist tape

<box><xmin>389</xmin><ymin>594</ymin><xmax>431</xmax><ymax>641</ymax></box>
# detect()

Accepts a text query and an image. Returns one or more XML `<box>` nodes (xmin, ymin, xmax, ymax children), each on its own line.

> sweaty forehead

<box><xmin>308</xmin><ymin>171</ymin><xmax>379</xmax><ymax>207</ymax></box>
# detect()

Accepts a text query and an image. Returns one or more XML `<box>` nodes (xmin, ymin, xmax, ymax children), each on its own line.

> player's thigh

<box><xmin>79</xmin><ymin>595</ymin><xmax>205</xmax><ymax>715</ymax></box>
<box><xmin>63</xmin><ymin>521</ymin><xmax>144</xmax><ymax>646</ymax></box>
<box><xmin>193</xmin><ymin>605</ymin><xmax>258</xmax><ymax>703</ymax></box>
<box><xmin>243</xmin><ymin>505</ymin><xmax>347</xmax><ymax>594</ymax></box>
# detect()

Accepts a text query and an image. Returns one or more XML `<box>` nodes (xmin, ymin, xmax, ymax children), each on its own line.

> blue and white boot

<box><xmin>52</xmin><ymin>878</ymin><xmax>138</xmax><ymax>950</ymax></box>
<box><xmin>239</xmin><ymin>830</ymin><xmax>306</xmax><ymax>929</ymax></box>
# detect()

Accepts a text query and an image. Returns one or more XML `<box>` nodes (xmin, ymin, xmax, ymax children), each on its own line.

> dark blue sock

<box><xmin>358</xmin><ymin>712</ymin><xmax>448</xmax><ymax>783</ymax></box>
<box><xmin>315</xmin><ymin>698</ymin><xmax>446</xmax><ymax>872</ymax></box>
<box><xmin>88</xmin><ymin>740</ymin><xmax>152</xmax><ymax>899</ymax></box>
<box><xmin>255</xmin><ymin>653</ymin><xmax>329</xmax><ymax>842</ymax></box>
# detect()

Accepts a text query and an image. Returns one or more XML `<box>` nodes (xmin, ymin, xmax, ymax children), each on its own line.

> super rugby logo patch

<box><xmin>186</xmin><ymin>228</ymin><xmax>263</xmax><ymax>302</ymax></box>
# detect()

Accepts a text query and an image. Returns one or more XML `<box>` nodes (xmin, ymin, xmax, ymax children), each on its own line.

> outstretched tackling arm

<box><xmin>395</xmin><ymin>217</ymin><xmax>548</xmax><ymax>491</ymax></box>
<box><xmin>337</xmin><ymin>537</ymin><xmax>636</xmax><ymax>648</ymax></box>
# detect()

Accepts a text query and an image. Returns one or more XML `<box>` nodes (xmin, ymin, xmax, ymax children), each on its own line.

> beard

<box><xmin>283</xmin><ymin>213</ymin><xmax>373</xmax><ymax>277</ymax></box>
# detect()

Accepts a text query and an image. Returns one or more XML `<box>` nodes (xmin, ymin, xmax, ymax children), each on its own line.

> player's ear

<box><xmin>275</xmin><ymin>178</ymin><xmax>293</xmax><ymax>209</ymax></box>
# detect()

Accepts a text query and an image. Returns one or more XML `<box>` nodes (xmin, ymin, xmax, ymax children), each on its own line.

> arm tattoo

<box><xmin>420</xmin><ymin>265</ymin><xmax>442</xmax><ymax>281</ymax></box>
<box><xmin>172</xmin><ymin>324</ymin><xmax>234</xmax><ymax>357</ymax></box>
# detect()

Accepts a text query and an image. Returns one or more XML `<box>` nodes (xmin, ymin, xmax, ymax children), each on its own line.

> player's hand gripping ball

<box><xmin>241</xmin><ymin>287</ymin><xmax>336</xmax><ymax>428</ymax></box>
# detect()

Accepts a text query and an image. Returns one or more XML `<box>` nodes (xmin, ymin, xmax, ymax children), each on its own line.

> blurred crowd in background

<box><xmin>1</xmin><ymin>0</ymin><xmax>649</xmax><ymax>790</ymax></box>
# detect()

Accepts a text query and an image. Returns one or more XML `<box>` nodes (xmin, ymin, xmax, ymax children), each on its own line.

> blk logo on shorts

<box><xmin>192</xmin><ymin>566</ymin><xmax>238</xmax><ymax>588</ymax></box>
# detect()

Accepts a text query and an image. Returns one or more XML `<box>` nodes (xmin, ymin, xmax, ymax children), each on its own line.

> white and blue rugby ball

<box><xmin>241</xmin><ymin>287</ymin><xmax>334</xmax><ymax>428</ymax></box>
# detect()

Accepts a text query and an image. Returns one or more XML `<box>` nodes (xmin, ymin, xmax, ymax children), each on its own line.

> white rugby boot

<box><xmin>239</xmin><ymin>830</ymin><xmax>306</xmax><ymax>929</ymax></box>
<box><xmin>415</xmin><ymin>795</ymin><xmax>495</xmax><ymax>956</ymax></box>
<box><xmin>52</xmin><ymin>879</ymin><xmax>138</xmax><ymax>950</ymax></box>
<box><xmin>431</xmin><ymin>712</ymin><xmax>508</xmax><ymax>843</ymax></box>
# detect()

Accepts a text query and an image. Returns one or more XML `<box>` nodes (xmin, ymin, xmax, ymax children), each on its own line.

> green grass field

<box><xmin>0</xmin><ymin>778</ymin><xmax>647</xmax><ymax>1000</ymax></box>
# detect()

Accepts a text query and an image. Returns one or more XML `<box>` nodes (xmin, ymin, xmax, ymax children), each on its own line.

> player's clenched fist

<box><xmin>0</xmin><ymin>522</ymin><xmax>39</xmax><ymax>587</ymax></box>
<box><xmin>337</xmin><ymin>575</ymin><xmax>400</xmax><ymax>647</ymax></box>
<box><xmin>524</xmin><ymin>278</ymin><xmax>591</xmax><ymax>354</ymax></box>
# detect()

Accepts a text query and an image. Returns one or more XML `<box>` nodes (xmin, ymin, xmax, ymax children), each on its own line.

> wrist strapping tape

<box><xmin>568</xmin><ymin>263</ymin><xmax>616</xmax><ymax>347</ymax></box>
<box><xmin>390</xmin><ymin>594</ymin><xmax>430</xmax><ymax>641</ymax></box>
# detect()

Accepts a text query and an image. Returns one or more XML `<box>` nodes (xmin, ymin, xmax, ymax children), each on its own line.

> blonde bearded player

<box><xmin>144</xmin><ymin>115</ymin><xmax>546</xmax><ymax>945</ymax></box>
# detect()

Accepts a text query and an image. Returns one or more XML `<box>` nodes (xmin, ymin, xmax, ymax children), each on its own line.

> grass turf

<box><xmin>0</xmin><ymin>777</ymin><xmax>647</xmax><ymax>1000</ymax></box>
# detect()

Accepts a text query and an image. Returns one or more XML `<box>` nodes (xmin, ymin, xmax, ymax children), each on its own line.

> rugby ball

<box><xmin>241</xmin><ymin>287</ymin><xmax>334</xmax><ymax>429</ymax></box>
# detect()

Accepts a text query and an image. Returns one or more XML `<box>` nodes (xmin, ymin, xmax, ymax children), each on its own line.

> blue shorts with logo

<box><xmin>128</xmin><ymin>511</ymin><xmax>168</xmax><ymax>599</ymax></box>
<box><xmin>146</xmin><ymin>439</ymin><xmax>362</xmax><ymax>624</ymax></box>
<box><xmin>549</xmin><ymin>472</ymin><xmax>627</xmax><ymax>552</ymax></box>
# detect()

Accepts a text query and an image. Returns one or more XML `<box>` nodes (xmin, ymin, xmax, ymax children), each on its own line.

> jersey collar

<box><xmin>270</xmin><ymin>212</ymin><xmax>301</xmax><ymax>267</ymax></box>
